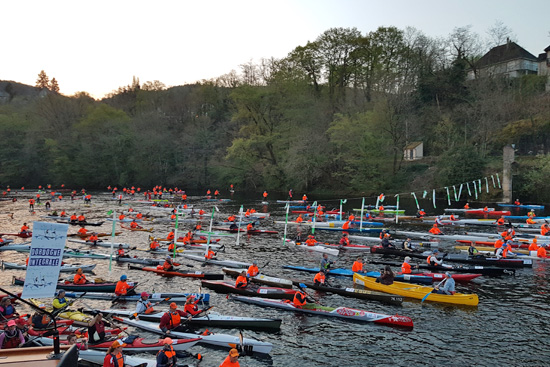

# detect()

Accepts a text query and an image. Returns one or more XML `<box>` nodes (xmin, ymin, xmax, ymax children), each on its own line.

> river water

<box><xmin>1</xmin><ymin>191</ymin><xmax>549</xmax><ymax>366</ymax></box>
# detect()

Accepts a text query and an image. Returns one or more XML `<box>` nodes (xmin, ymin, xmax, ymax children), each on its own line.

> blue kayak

<box><xmin>314</xmin><ymin>227</ymin><xmax>384</xmax><ymax>233</ymax></box>
<box><xmin>498</xmin><ymin>204</ymin><xmax>544</xmax><ymax>210</ymax></box>
<box><xmin>282</xmin><ymin>266</ymin><xmax>433</xmax><ymax>285</ymax></box>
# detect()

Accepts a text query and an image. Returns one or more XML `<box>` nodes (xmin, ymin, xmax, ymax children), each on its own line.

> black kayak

<box><xmin>56</xmin><ymin>220</ymin><xmax>105</xmax><ymax>226</ymax></box>
<box><xmin>368</xmin><ymin>259</ymin><xmax>516</xmax><ymax>277</ymax></box>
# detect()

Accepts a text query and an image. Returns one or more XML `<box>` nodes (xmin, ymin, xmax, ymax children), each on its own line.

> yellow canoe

<box><xmin>30</xmin><ymin>299</ymin><xmax>93</xmax><ymax>326</ymax></box>
<box><xmin>353</xmin><ymin>273</ymin><xmax>479</xmax><ymax>306</ymax></box>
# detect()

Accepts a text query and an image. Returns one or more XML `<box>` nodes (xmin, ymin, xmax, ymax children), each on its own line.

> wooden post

<box><xmin>502</xmin><ymin>145</ymin><xmax>515</xmax><ymax>203</ymax></box>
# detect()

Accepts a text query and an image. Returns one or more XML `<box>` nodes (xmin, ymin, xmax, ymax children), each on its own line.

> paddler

<box><xmin>235</xmin><ymin>271</ymin><xmax>248</xmax><ymax>289</ymax></box>
<box><xmin>166</xmin><ymin>230</ymin><xmax>175</xmax><ymax>241</ymax></box>
<box><xmin>159</xmin><ymin>303</ymin><xmax>191</xmax><ymax>333</ymax></box>
<box><xmin>52</xmin><ymin>290</ymin><xmax>68</xmax><ymax>310</ymax></box>
<box><xmin>103</xmin><ymin>339</ymin><xmax>126</xmax><ymax>367</ymax></box>
<box><xmin>0</xmin><ymin>320</ymin><xmax>25</xmax><ymax>349</ymax></box>
<box><xmin>320</xmin><ymin>253</ymin><xmax>334</xmax><ymax>273</ymax></box>
<box><xmin>0</xmin><ymin>297</ymin><xmax>17</xmax><ymax>318</ymax></box>
<box><xmin>352</xmin><ymin>257</ymin><xmax>364</xmax><ymax>272</ymax></box>
<box><xmin>77</xmin><ymin>227</ymin><xmax>88</xmax><ymax>237</ymax></box>
<box><xmin>88</xmin><ymin>313</ymin><xmax>111</xmax><ymax>343</ymax></box>
<box><xmin>130</xmin><ymin>219</ymin><xmax>142</xmax><ymax>229</ymax></box>
<box><xmin>184</xmin><ymin>295</ymin><xmax>202</xmax><ymax>316</ymax></box>
<box><xmin>529</xmin><ymin>238</ymin><xmax>539</xmax><ymax>252</ymax></box>
<box><xmin>432</xmin><ymin>272</ymin><xmax>456</xmax><ymax>295</ymax></box>
<box><xmin>541</xmin><ymin>222</ymin><xmax>550</xmax><ymax>236</ymax></box>
<box><xmin>495</xmin><ymin>241</ymin><xmax>515</xmax><ymax>259</ymax></box>
<box><xmin>401</xmin><ymin>256</ymin><xmax>417</xmax><ymax>274</ymax></box>
<box><xmin>305</xmin><ymin>235</ymin><xmax>317</xmax><ymax>246</ymax></box>
<box><xmin>73</xmin><ymin>268</ymin><xmax>87</xmax><ymax>284</ymax></box>
<box><xmin>339</xmin><ymin>233</ymin><xmax>351</xmax><ymax>248</ymax></box>
<box><xmin>156</xmin><ymin>337</ymin><xmax>178</xmax><ymax>367</ymax></box>
<box><xmin>402</xmin><ymin>238</ymin><xmax>413</xmax><ymax>251</ymax></box>
<box><xmin>204</xmin><ymin>246</ymin><xmax>216</xmax><ymax>260</ymax></box>
<box><xmin>163</xmin><ymin>256</ymin><xmax>176</xmax><ymax>271</ymax></box>
<box><xmin>117</xmin><ymin>244</ymin><xmax>126</xmax><ymax>257</ymax></box>
<box><xmin>526</xmin><ymin>216</ymin><xmax>536</xmax><ymax>225</ymax></box>
<box><xmin>20</xmin><ymin>222</ymin><xmax>30</xmax><ymax>235</ymax></box>
<box><xmin>428</xmin><ymin>223</ymin><xmax>443</xmax><ymax>235</ymax></box>
<box><xmin>87</xmin><ymin>232</ymin><xmax>99</xmax><ymax>245</ymax></box>
<box><xmin>514</xmin><ymin>199</ymin><xmax>521</xmax><ymax>205</ymax></box>
<box><xmin>70</xmin><ymin>213</ymin><xmax>78</xmax><ymax>223</ymax></box>
<box><xmin>464</xmin><ymin>202</ymin><xmax>470</xmax><ymax>209</ymax></box>
<box><xmin>150</xmin><ymin>239</ymin><xmax>161</xmax><ymax>250</ymax></box>
<box><xmin>114</xmin><ymin>275</ymin><xmax>133</xmax><ymax>296</ymax></box>
<box><xmin>468</xmin><ymin>243</ymin><xmax>480</xmax><ymax>257</ymax></box>
<box><xmin>313</xmin><ymin>270</ymin><xmax>326</xmax><ymax>286</ymax></box>
<box><xmin>537</xmin><ymin>243</ymin><xmax>548</xmax><ymax>258</ymax></box>
<box><xmin>135</xmin><ymin>292</ymin><xmax>155</xmax><ymax>315</ymax></box>
<box><xmin>31</xmin><ymin>304</ymin><xmax>52</xmax><ymax>329</ymax></box>
<box><xmin>376</xmin><ymin>265</ymin><xmax>395</xmax><ymax>285</ymax></box>
<box><xmin>220</xmin><ymin>348</ymin><xmax>240</xmax><ymax>367</ymax></box>
<box><xmin>427</xmin><ymin>250</ymin><xmax>443</xmax><ymax>266</ymax></box>
<box><xmin>77</xmin><ymin>213</ymin><xmax>86</xmax><ymax>223</ymax></box>
<box><xmin>292</xmin><ymin>283</ymin><xmax>309</xmax><ymax>308</ymax></box>
<box><xmin>416</xmin><ymin>208</ymin><xmax>426</xmax><ymax>218</ymax></box>
<box><xmin>247</xmin><ymin>261</ymin><xmax>259</xmax><ymax>278</ymax></box>
<box><xmin>495</xmin><ymin>216</ymin><xmax>506</xmax><ymax>226</ymax></box>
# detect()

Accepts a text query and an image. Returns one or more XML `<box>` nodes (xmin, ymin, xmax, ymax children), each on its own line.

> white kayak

<box><xmin>222</xmin><ymin>268</ymin><xmax>293</xmax><ymax>288</ymax></box>
<box><xmin>68</xmin><ymin>239</ymin><xmax>134</xmax><ymax>249</ymax></box>
<box><xmin>284</xmin><ymin>239</ymin><xmax>339</xmax><ymax>256</ymax></box>
<box><xmin>1</xmin><ymin>261</ymin><xmax>96</xmax><ymax>273</ymax></box>
<box><xmin>118</xmin><ymin>318</ymin><xmax>273</xmax><ymax>355</ymax></box>
<box><xmin>178</xmin><ymin>254</ymin><xmax>252</xmax><ymax>268</ymax></box>
<box><xmin>0</xmin><ymin>242</ymin><xmax>32</xmax><ymax>251</ymax></box>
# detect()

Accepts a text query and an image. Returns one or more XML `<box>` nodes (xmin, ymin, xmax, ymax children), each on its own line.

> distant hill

<box><xmin>0</xmin><ymin>80</ymin><xmax>43</xmax><ymax>103</ymax></box>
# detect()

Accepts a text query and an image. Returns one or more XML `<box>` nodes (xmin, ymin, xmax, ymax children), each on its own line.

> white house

<box><xmin>403</xmin><ymin>142</ymin><xmax>423</xmax><ymax>161</ymax></box>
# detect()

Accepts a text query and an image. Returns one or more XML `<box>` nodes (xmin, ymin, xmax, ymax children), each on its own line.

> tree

<box><xmin>487</xmin><ymin>20</ymin><xmax>517</xmax><ymax>48</ymax></box>
<box><xmin>36</xmin><ymin>70</ymin><xmax>50</xmax><ymax>90</ymax></box>
<box><xmin>50</xmin><ymin>78</ymin><xmax>60</xmax><ymax>93</ymax></box>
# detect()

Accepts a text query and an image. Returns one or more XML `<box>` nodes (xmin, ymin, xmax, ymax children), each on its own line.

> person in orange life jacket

<box><xmin>166</xmin><ymin>230</ymin><xmax>175</xmax><ymax>241</ymax></box>
<box><xmin>135</xmin><ymin>292</ymin><xmax>155</xmax><ymax>316</ymax></box>
<box><xmin>159</xmin><ymin>303</ymin><xmax>191</xmax><ymax>333</ymax></box>
<box><xmin>292</xmin><ymin>283</ymin><xmax>311</xmax><ymax>308</ymax></box>
<box><xmin>89</xmin><ymin>313</ymin><xmax>111</xmax><ymax>344</ymax></box>
<box><xmin>449</xmin><ymin>214</ymin><xmax>458</xmax><ymax>221</ymax></box>
<box><xmin>537</xmin><ymin>243</ymin><xmax>549</xmax><ymax>258</ymax></box>
<box><xmin>205</xmin><ymin>247</ymin><xmax>216</xmax><ymax>260</ymax></box>
<box><xmin>379</xmin><ymin>230</ymin><xmax>390</xmax><ymax>240</ymax></box>
<box><xmin>0</xmin><ymin>320</ymin><xmax>25</xmax><ymax>349</ymax></box>
<box><xmin>262</xmin><ymin>191</ymin><xmax>268</xmax><ymax>199</ymax></box>
<box><xmin>69</xmin><ymin>213</ymin><xmax>78</xmax><ymax>222</ymax></box>
<box><xmin>118</xmin><ymin>214</ymin><xmax>125</xmax><ymax>221</ymax></box>
<box><xmin>235</xmin><ymin>271</ymin><xmax>248</xmax><ymax>289</ymax></box>
<box><xmin>464</xmin><ymin>202</ymin><xmax>470</xmax><ymax>209</ymax></box>
<box><xmin>116</xmin><ymin>244</ymin><xmax>127</xmax><ymax>257</ymax></box>
<box><xmin>246</xmin><ymin>222</ymin><xmax>254</xmax><ymax>232</ymax></box>
<box><xmin>528</xmin><ymin>238</ymin><xmax>539</xmax><ymax>251</ymax></box>
<box><xmin>206</xmin><ymin>189</ymin><xmax>211</xmax><ymax>196</ymax></box>
<box><xmin>339</xmin><ymin>233</ymin><xmax>351</xmax><ymax>248</ymax></box>
<box><xmin>163</xmin><ymin>256</ymin><xmax>176</xmax><ymax>271</ymax></box>
<box><xmin>102</xmin><ymin>339</ymin><xmax>126</xmax><ymax>367</ymax></box>
<box><xmin>247</xmin><ymin>261</ymin><xmax>259</xmax><ymax>278</ymax></box>
<box><xmin>302</xmin><ymin>194</ymin><xmax>308</xmax><ymax>202</ymax></box>
<box><xmin>0</xmin><ymin>297</ymin><xmax>16</xmax><ymax>318</ymax></box>
<box><xmin>20</xmin><ymin>223</ymin><xmax>30</xmax><ymax>234</ymax></box>
<box><xmin>527</xmin><ymin>209</ymin><xmax>536</xmax><ymax>218</ymax></box>
<box><xmin>432</xmin><ymin>272</ymin><xmax>456</xmax><ymax>295</ymax></box>
<box><xmin>342</xmin><ymin>220</ymin><xmax>351</xmax><ymax>230</ymax></box>
<box><xmin>416</xmin><ymin>209</ymin><xmax>426</xmax><ymax>218</ymax></box>
<box><xmin>351</xmin><ymin>257</ymin><xmax>364</xmax><ymax>272</ymax></box>
<box><xmin>514</xmin><ymin>199</ymin><xmax>521</xmax><ymax>205</ymax></box>
<box><xmin>220</xmin><ymin>348</ymin><xmax>240</xmax><ymax>367</ymax></box>
<box><xmin>115</xmin><ymin>275</ymin><xmax>133</xmax><ymax>296</ymax></box>
<box><xmin>135</xmin><ymin>212</ymin><xmax>143</xmax><ymax>220</ymax></box>
<box><xmin>541</xmin><ymin>222</ymin><xmax>550</xmax><ymax>236</ymax></box>
<box><xmin>184</xmin><ymin>295</ymin><xmax>202</xmax><ymax>316</ymax></box>
<box><xmin>495</xmin><ymin>216</ymin><xmax>506</xmax><ymax>226</ymax></box>
<box><xmin>31</xmin><ymin>304</ymin><xmax>52</xmax><ymax>329</ymax></box>
<box><xmin>87</xmin><ymin>232</ymin><xmax>99</xmax><ymax>245</ymax></box>
<box><xmin>483</xmin><ymin>206</ymin><xmax>489</xmax><ymax>212</ymax></box>
<box><xmin>526</xmin><ymin>217</ymin><xmax>537</xmax><ymax>224</ymax></box>
<box><xmin>74</xmin><ymin>268</ymin><xmax>87</xmax><ymax>285</ymax></box>
<box><xmin>313</xmin><ymin>270</ymin><xmax>326</xmax><ymax>286</ymax></box>
<box><xmin>78</xmin><ymin>227</ymin><xmax>88</xmax><ymax>236</ymax></box>
<box><xmin>130</xmin><ymin>220</ymin><xmax>142</xmax><ymax>229</ymax></box>
<box><xmin>167</xmin><ymin>241</ymin><xmax>177</xmax><ymax>252</ymax></box>
<box><xmin>295</xmin><ymin>214</ymin><xmax>304</xmax><ymax>223</ymax></box>
<box><xmin>60</xmin><ymin>210</ymin><xmax>67</xmax><ymax>217</ymax></box>
<box><xmin>149</xmin><ymin>239</ymin><xmax>160</xmax><ymax>250</ymax></box>
<box><xmin>305</xmin><ymin>235</ymin><xmax>317</xmax><ymax>246</ymax></box>
<box><xmin>427</xmin><ymin>250</ymin><xmax>443</xmax><ymax>266</ymax></box>
<box><xmin>495</xmin><ymin>241</ymin><xmax>515</xmax><ymax>259</ymax></box>
<box><xmin>156</xmin><ymin>337</ymin><xmax>178</xmax><ymax>367</ymax></box>
<box><xmin>378</xmin><ymin>205</ymin><xmax>385</xmax><ymax>211</ymax></box>
<box><xmin>182</xmin><ymin>231</ymin><xmax>193</xmax><ymax>244</ymax></box>
<box><xmin>198</xmin><ymin>209</ymin><xmax>205</xmax><ymax>216</ymax></box>
<box><xmin>77</xmin><ymin>214</ymin><xmax>86</xmax><ymax>222</ymax></box>
<box><xmin>401</xmin><ymin>256</ymin><xmax>418</xmax><ymax>274</ymax></box>
<box><xmin>28</xmin><ymin>198</ymin><xmax>35</xmax><ymax>210</ymax></box>
<box><xmin>429</xmin><ymin>224</ymin><xmax>443</xmax><ymax>235</ymax></box>
<box><xmin>227</xmin><ymin>215</ymin><xmax>236</xmax><ymax>222</ymax></box>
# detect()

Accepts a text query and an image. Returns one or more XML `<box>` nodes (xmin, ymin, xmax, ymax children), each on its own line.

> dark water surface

<box><xmin>1</xmin><ymin>192</ymin><xmax>550</xmax><ymax>366</ymax></box>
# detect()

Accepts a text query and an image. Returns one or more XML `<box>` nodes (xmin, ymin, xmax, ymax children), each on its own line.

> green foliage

<box><xmin>436</xmin><ymin>144</ymin><xmax>485</xmax><ymax>186</ymax></box>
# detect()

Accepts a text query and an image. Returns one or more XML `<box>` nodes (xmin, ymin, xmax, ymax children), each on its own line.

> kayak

<box><xmin>100</xmin><ymin>309</ymin><xmax>281</xmax><ymax>330</ymax></box>
<box><xmin>366</xmin><ymin>209</ymin><xmax>405</xmax><ymax>214</ymax></box>
<box><xmin>128</xmin><ymin>264</ymin><xmax>224</xmax><ymax>280</ymax></box>
<box><xmin>466</xmin><ymin>210</ymin><xmax>511</xmax><ymax>216</ymax></box>
<box><xmin>107</xmin><ymin>218</ymin><xmax>143</xmax><ymax>222</ymax></box>
<box><xmin>284</xmin><ymin>239</ymin><xmax>339</xmax><ymax>256</ymax></box>
<box><xmin>0</xmin><ymin>232</ymin><xmax>32</xmax><ymax>238</ymax></box>
<box><xmin>313</xmin><ymin>227</ymin><xmax>384</xmax><ymax>233</ymax></box>
<box><xmin>281</xmin><ymin>265</ymin><xmax>433</xmax><ymax>285</ymax></box>
<box><xmin>353</xmin><ymin>273</ymin><xmax>479</xmax><ymax>306</ymax></box>
<box><xmin>120</xmin><ymin>224</ymin><xmax>153</xmax><ymax>232</ymax></box>
<box><xmin>200</xmin><ymin>280</ymin><xmax>297</xmax><ymax>300</ymax></box>
<box><xmin>222</xmin><ymin>268</ymin><xmax>293</xmax><ymax>288</ymax></box>
<box><xmin>178</xmin><ymin>254</ymin><xmax>252</xmax><ymax>268</ymax></box>
<box><xmin>455</xmin><ymin>239</ymin><xmax>530</xmax><ymax>249</ymax></box>
<box><xmin>56</xmin><ymin>220</ymin><xmax>105</xmax><ymax>226</ymax></box>
<box><xmin>78</xmin><ymin>350</ymin><xmax>158</xmax><ymax>367</ymax></box>
<box><xmin>211</xmin><ymin>227</ymin><xmax>279</xmax><ymax>235</ymax></box>
<box><xmin>368</xmin><ymin>259</ymin><xmax>516</xmax><ymax>277</ymax></box>
<box><xmin>1</xmin><ymin>261</ymin><xmax>96</xmax><ymax>273</ymax></box>
<box><xmin>232</xmin><ymin>296</ymin><xmax>414</xmax><ymax>328</ymax></box>
<box><xmin>290</xmin><ymin>281</ymin><xmax>404</xmax><ymax>306</ymax></box>
<box><xmin>30</xmin><ymin>299</ymin><xmax>93</xmax><ymax>326</ymax></box>
<box><xmin>407</xmin><ymin>272</ymin><xmax>482</xmax><ymax>282</ymax></box>
<box><xmin>65</xmin><ymin>291</ymin><xmax>210</xmax><ymax>303</ymax></box>
<box><xmin>0</xmin><ymin>243</ymin><xmax>32</xmax><ymax>251</ymax></box>
<box><xmin>68</xmin><ymin>232</ymin><xmax>122</xmax><ymax>238</ymax></box>
<box><xmin>318</xmin><ymin>242</ymin><xmax>371</xmax><ymax>252</ymax></box>
<box><xmin>68</xmin><ymin>239</ymin><xmax>134</xmax><ymax>249</ymax></box>
<box><xmin>13</xmin><ymin>277</ymin><xmax>137</xmax><ymax>292</ymax></box>
<box><xmin>62</xmin><ymin>250</ymin><xmax>111</xmax><ymax>259</ymax></box>
<box><xmin>117</xmin><ymin>318</ymin><xmax>273</xmax><ymax>354</ymax></box>
<box><xmin>497</xmin><ymin>204</ymin><xmax>545</xmax><ymax>210</ymax></box>
<box><xmin>454</xmin><ymin>245</ymin><xmax>530</xmax><ymax>255</ymax></box>
<box><xmin>114</xmin><ymin>256</ymin><xmax>164</xmax><ymax>266</ymax></box>
<box><xmin>32</xmin><ymin>335</ymin><xmax>201</xmax><ymax>352</ymax></box>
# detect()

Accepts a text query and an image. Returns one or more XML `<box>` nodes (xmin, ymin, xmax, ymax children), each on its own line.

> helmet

<box><xmin>163</xmin><ymin>337</ymin><xmax>173</xmax><ymax>344</ymax></box>
<box><xmin>120</xmin><ymin>275</ymin><xmax>127</xmax><ymax>281</ymax></box>
<box><xmin>298</xmin><ymin>283</ymin><xmax>307</xmax><ymax>289</ymax></box>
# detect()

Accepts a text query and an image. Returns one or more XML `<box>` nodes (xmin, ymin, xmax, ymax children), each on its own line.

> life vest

<box><xmin>163</xmin><ymin>260</ymin><xmax>173</xmax><ymax>270</ymax></box>
<box><xmin>117</xmin><ymin>249</ymin><xmax>125</xmax><ymax>256</ymax></box>
<box><xmin>342</xmin><ymin>221</ymin><xmax>350</xmax><ymax>230</ymax></box>
<box><xmin>293</xmin><ymin>291</ymin><xmax>307</xmax><ymax>307</ymax></box>
<box><xmin>156</xmin><ymin>345</ymin><xmax>176</xmax><ymax>362</ymax></box>
<box><xmin>0</xmin><ymin>304</ymin><xmax>15</xmax><ymax>316</ymax></box>
<box><xmin>184</xmin><ymin>303</ymin><xmax>200</xmax><ymax>316</ymax></box>
<box><xmin>537</xmin><ymin>247</ymin><xmax>547</xmax><ymax>258</ymax></box>
<box><xmin>74</xmin><ymin>273</ymin><xmax>87</xmax><ymax>284</ymax></box>
<box><xmin>352</xmin><ymin>261</ymin><xmax>363</xmax><ymax>272</ymax></box>
<box><xmin>235</xmin><ymin>275</ymin><xmax>248</xmax><ymax>288</ymax></box>
<box><xmin>32</xmin><ymin>313</ymin><xmax>52</xmax><ymax>328</ymax></box>
<box><xmin>247</xmin><ymin>265</ymin><xmax>259</xmax><ymax>277</ymax></box>
<box><xmin>150</xmin><ymin>241</ymin><xmax>160</xmax><ymax>250</ymax></box>
<box><xmin>205</xmin><ymin>250</ymin><xmax>215</xmax><ymax>259</ymax></box>
<box><xmin>104</xmin><ymin>352</ymin><xmax>124</xmax><ymax>367</ymax></box>
<box><xmin>1</xmin><ymin>330</ymin><xmax>22</xmax><ymax>349</ymax></box>
<box><xmin>168</xmin><ymin>311</ymin><xmax>181</xmax><ymax>328</ymax></box>
<box><xmin>314</xmin><ymin>272</ymin><xmax>325</xmax><ymax>285</ymax></box>
<box><xmin>115</xmin><ymin>281</ymin><xmax>130</xmax><ymax>296</ymax></box>
<box><xmin>401</xmin><ymin>262</ymin><xmax>411</xmax><ymax>274</ymax></box>
<box><xmin>167</xmin><ymin>232</ymin><xmax>175</xmax><ymax>240</ymax></box>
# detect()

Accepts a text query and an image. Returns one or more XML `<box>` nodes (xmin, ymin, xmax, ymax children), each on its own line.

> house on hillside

<box><xmin>403</xmin><ymin>142</ymin><xmax>423</xmax><ymax>161</ymax></box>
<box><xmin>538</xmin><ymin>45</ymin><xmax>550</xmax><ymax>92</ymax></box>
<box><xmin>467</xmin><ymin>40</ymin><xmax>538</xmax><ymax>80</ymax></box>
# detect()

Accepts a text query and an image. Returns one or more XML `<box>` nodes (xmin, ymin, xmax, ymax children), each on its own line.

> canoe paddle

<box><xmin>421</xmin><ymin>277</ymin><xmax>447</xmax><ymax>303</ymax></box>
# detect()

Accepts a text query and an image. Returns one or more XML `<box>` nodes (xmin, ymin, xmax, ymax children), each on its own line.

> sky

<box><xmin>2</xmin><ymin>0</ymin><xmax>549</xmax><ymax>98</ymax></box>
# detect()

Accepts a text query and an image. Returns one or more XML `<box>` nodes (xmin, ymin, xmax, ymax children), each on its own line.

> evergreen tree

<box><xmin>50</xmin><ymin>78</ymin><xmax>60</xmax><ymax>93</ymax></box>
<box><xmin>36</xmin><ymin>70</ymin><xmax>50</xmax><ymax>90</ymax></box>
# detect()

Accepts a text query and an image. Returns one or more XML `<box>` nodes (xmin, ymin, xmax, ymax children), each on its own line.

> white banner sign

<box><xmin>21</xmin><ymin>222</ymin><xmax>68</xmax><ymax>299</ymax></box>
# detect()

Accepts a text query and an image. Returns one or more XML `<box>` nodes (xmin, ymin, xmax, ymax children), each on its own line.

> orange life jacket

<box><xmin>352</xmin><ymin>261</ymin><xmax>363</xmax><ymax>272</ymax></box>
<box><xmin>74</xmin><ymin>273</ymin><xmax>86</xmax><ymax>284</ymax></box>
<box><xmin>247</xmin><ymin>265</ymin><xmax>259</xmax><ymax>277</ymax></box>
<box><xmin>293</xmin><ymin>291</ymin><xmax>307</xmax><ymax>307</ymax></box>
<box><xmin>314</xmin><ymin>272</ymin><xmax>325</xmax><ymax>284</ymax></box>
<box><xmin>401</xmin><ymin>262</ymin><xmax>411</xmax><ymax>274</ymax></box>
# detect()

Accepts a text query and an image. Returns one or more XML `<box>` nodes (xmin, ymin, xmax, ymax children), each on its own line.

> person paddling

<box><xmin>352</xmin><ymin>257</ymin><xmax>364</xmax><ymax>272</ymax></box>
<box><xmin>313</xmin><ymin>270</ymin><xmax>327</xmax><ymax>286</ymax></box>
<box><xmin>73</xmin><ymin>268</ymin><xmax>87</xmax><ymax>284</ymax></box>
<box><xmin>135</xmin><ymin>292</ymin><xmax>155</xmax><ymax>315</ymax></box>
<box><xmin>292</xmin><ymin>283</ymin><xmax>310</xmax><ymax>308</ymax></box>
<box><xmin>320</xmin><ymin>253</ymin><xmax>334</xmax><ymax>273</ymax></box>
<box><xmin>235</xmin><ymin>271</ymin><xmax>248</xmax><ymax>289</ymax></box>
<box><xmin>88</xmin><ymin>313</ymin><xmax>111</xmax><ymax>344</ymax></box>
<box><xmin>0</xmin><ymin>320</ymin><xmax>25</xmax><ymax>349</ymax></box>
<box><xmin>219</xmin><ymin>348</ymin><xmax>240</xmax><ymax>367</ymax></box>
<box><xmin>102</xmin><ymin>339</ymin><xmax>126</xmax><ymax>367</ymax></box>
<box><xmin>401</xmin><ymin>256</ymin><xmax>417</xmax><ymax>274</ymax></box>
<box><xmin>159</xmin><ymin>303</ymin><xmax>191</xmax><ymax>334</ymax></box>
<box><xmin>427</xmin><ymin>250</ymin><xmax>443</xmax><ymax>266</ymax></box>
<box><xmin>432</xmin><ymin>272</ymin><xmax>456</xmax><ymax>295</ymax></box>
<box><xmin>163</xmin><ymin>256</ymin><xmax>177</xmax><ymax>271</ymax></box>
<box><xmin>114</xmin><ymin>275</ymin><xmax>133</xmax><ymax>296</ymax></box>
<box><xmin>156</xmin><ymin>337</ymin><xmax>178</xmax><ymax>367</ymax></box>
<box><xmin>184</xmin><ymin>295</ymin><xmax>203</xmax><ymax>316</ymax></box>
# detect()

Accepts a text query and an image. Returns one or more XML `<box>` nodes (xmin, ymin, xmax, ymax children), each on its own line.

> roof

<box><xmin>404</xmin><ymin>141</ymin><xmax>422</xmax><ymax>150</ymax></box>
<box><xmin>538</xmin><ymin>53</ymin><xmax>548</xmax><ymax>62</ymax></box>
<box><xmin>476</xmin><ymin>42</ymin><xmax>537</xmax><ymax>68</ymax></box>
<box><xmin>545</xmin><ymin>45</ymin><xmax>550</xmax><ymax>52</ymax></box>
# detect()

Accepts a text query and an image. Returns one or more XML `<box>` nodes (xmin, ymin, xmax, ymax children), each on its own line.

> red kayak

<box><xmin>0</xmin><ymin>292</ymin><xmax>22</xmax><ymax>301</ymax></box>
<box><xmin>466</xmin><ymin>210</ymin><xmax>511</xmax><ymax>216</ymax></box>
<box><xmin>201</xmin><ymin>280</ymin><xmax>297</xmax><ymax>300</ymax></box>
<box><xmin>456</xmin><ymin>240</ymin><xmax>529</xmax><ymax>249</ymax></box>
<box><xmin>128</xmin><ymin>264</ymin><xmax>224</xmax><ymax>280</ymax></box>
<box><xmin>319</xmin><ymin>243</ymin><xmax>370</xmax><ymax>251</ymax></box>
<box><xmin>0</xmin><ymin>232</ymin><xmax>32</xmax><ymax>238</ymax></box>
<box><xmin>405</xmin><ymin>272</ymin><xmax>482</xmax><ymax>282</ymax></box>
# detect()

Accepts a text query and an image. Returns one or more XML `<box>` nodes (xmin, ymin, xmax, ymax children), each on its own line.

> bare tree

<box><xmin>487</xmin><ymin>20</ymin><xmax>517</xmax><ymax>48</ymax></box>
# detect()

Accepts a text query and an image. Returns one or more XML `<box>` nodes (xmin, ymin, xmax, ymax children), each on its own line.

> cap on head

<box><xmin>163</xmin><ymin>337</ymin><xmax>173</xmax><ymax>344</ymax></box>
<box><xmin>7</xmin><ymin>320</ymin><xmax>16</xmax><ymax>327</ymax></box>
<box><xmin>186</xmin><ymin>295</ymin><xmax>196</xmax><ymax>300</ymax></box>
<box><xmin>170</xmin><ymin>302</ymin><xmax>177</xmax><ymax>309</ymax></box>
<box><xmin>229</xmin><ymin>348</ymin><xmax>239</xmax><ymax>357</ymax></box>
<box><xmin>252</xmin><ymin>261</ymin><xmax>257</xmax><ymax>265</ymax></box>
<box><xmin>433</xmin><ymin>249</ymin><xmax>439</xmax><ymax>253</ymax></box>
<box><xmin>141</xmin><ymin>292</ymin><xmax>149</xmax><ymax>298</ymax></box>
<box><xmin>111</xmin><ymin>339</ymin><xmax>127</xmax><ymax>348</ymax></box>
<box><xmin>120</xmin><ymin>275</ymin><xmax>127</xmax><ymax>281</ymax></box>
<box><xmin>404</xmin><ymin>256</ymin><xmax>411</xmax><ymax>262</ymax></box>
<box><xmin>445</xmin><ymin>272</ymin><xmax>452</xmax><ymax>277</ymax></box>
<box><xmin>166</xmin><ymin>256</ymin><xmax>171</xmax><ymax>260</ymax></box>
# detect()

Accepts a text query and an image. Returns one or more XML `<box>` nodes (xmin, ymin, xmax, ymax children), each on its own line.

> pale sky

<box><xmin>2</xmin><ymin>0</ymin><xmax>549</xmax><ymax>98</ymax></box>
